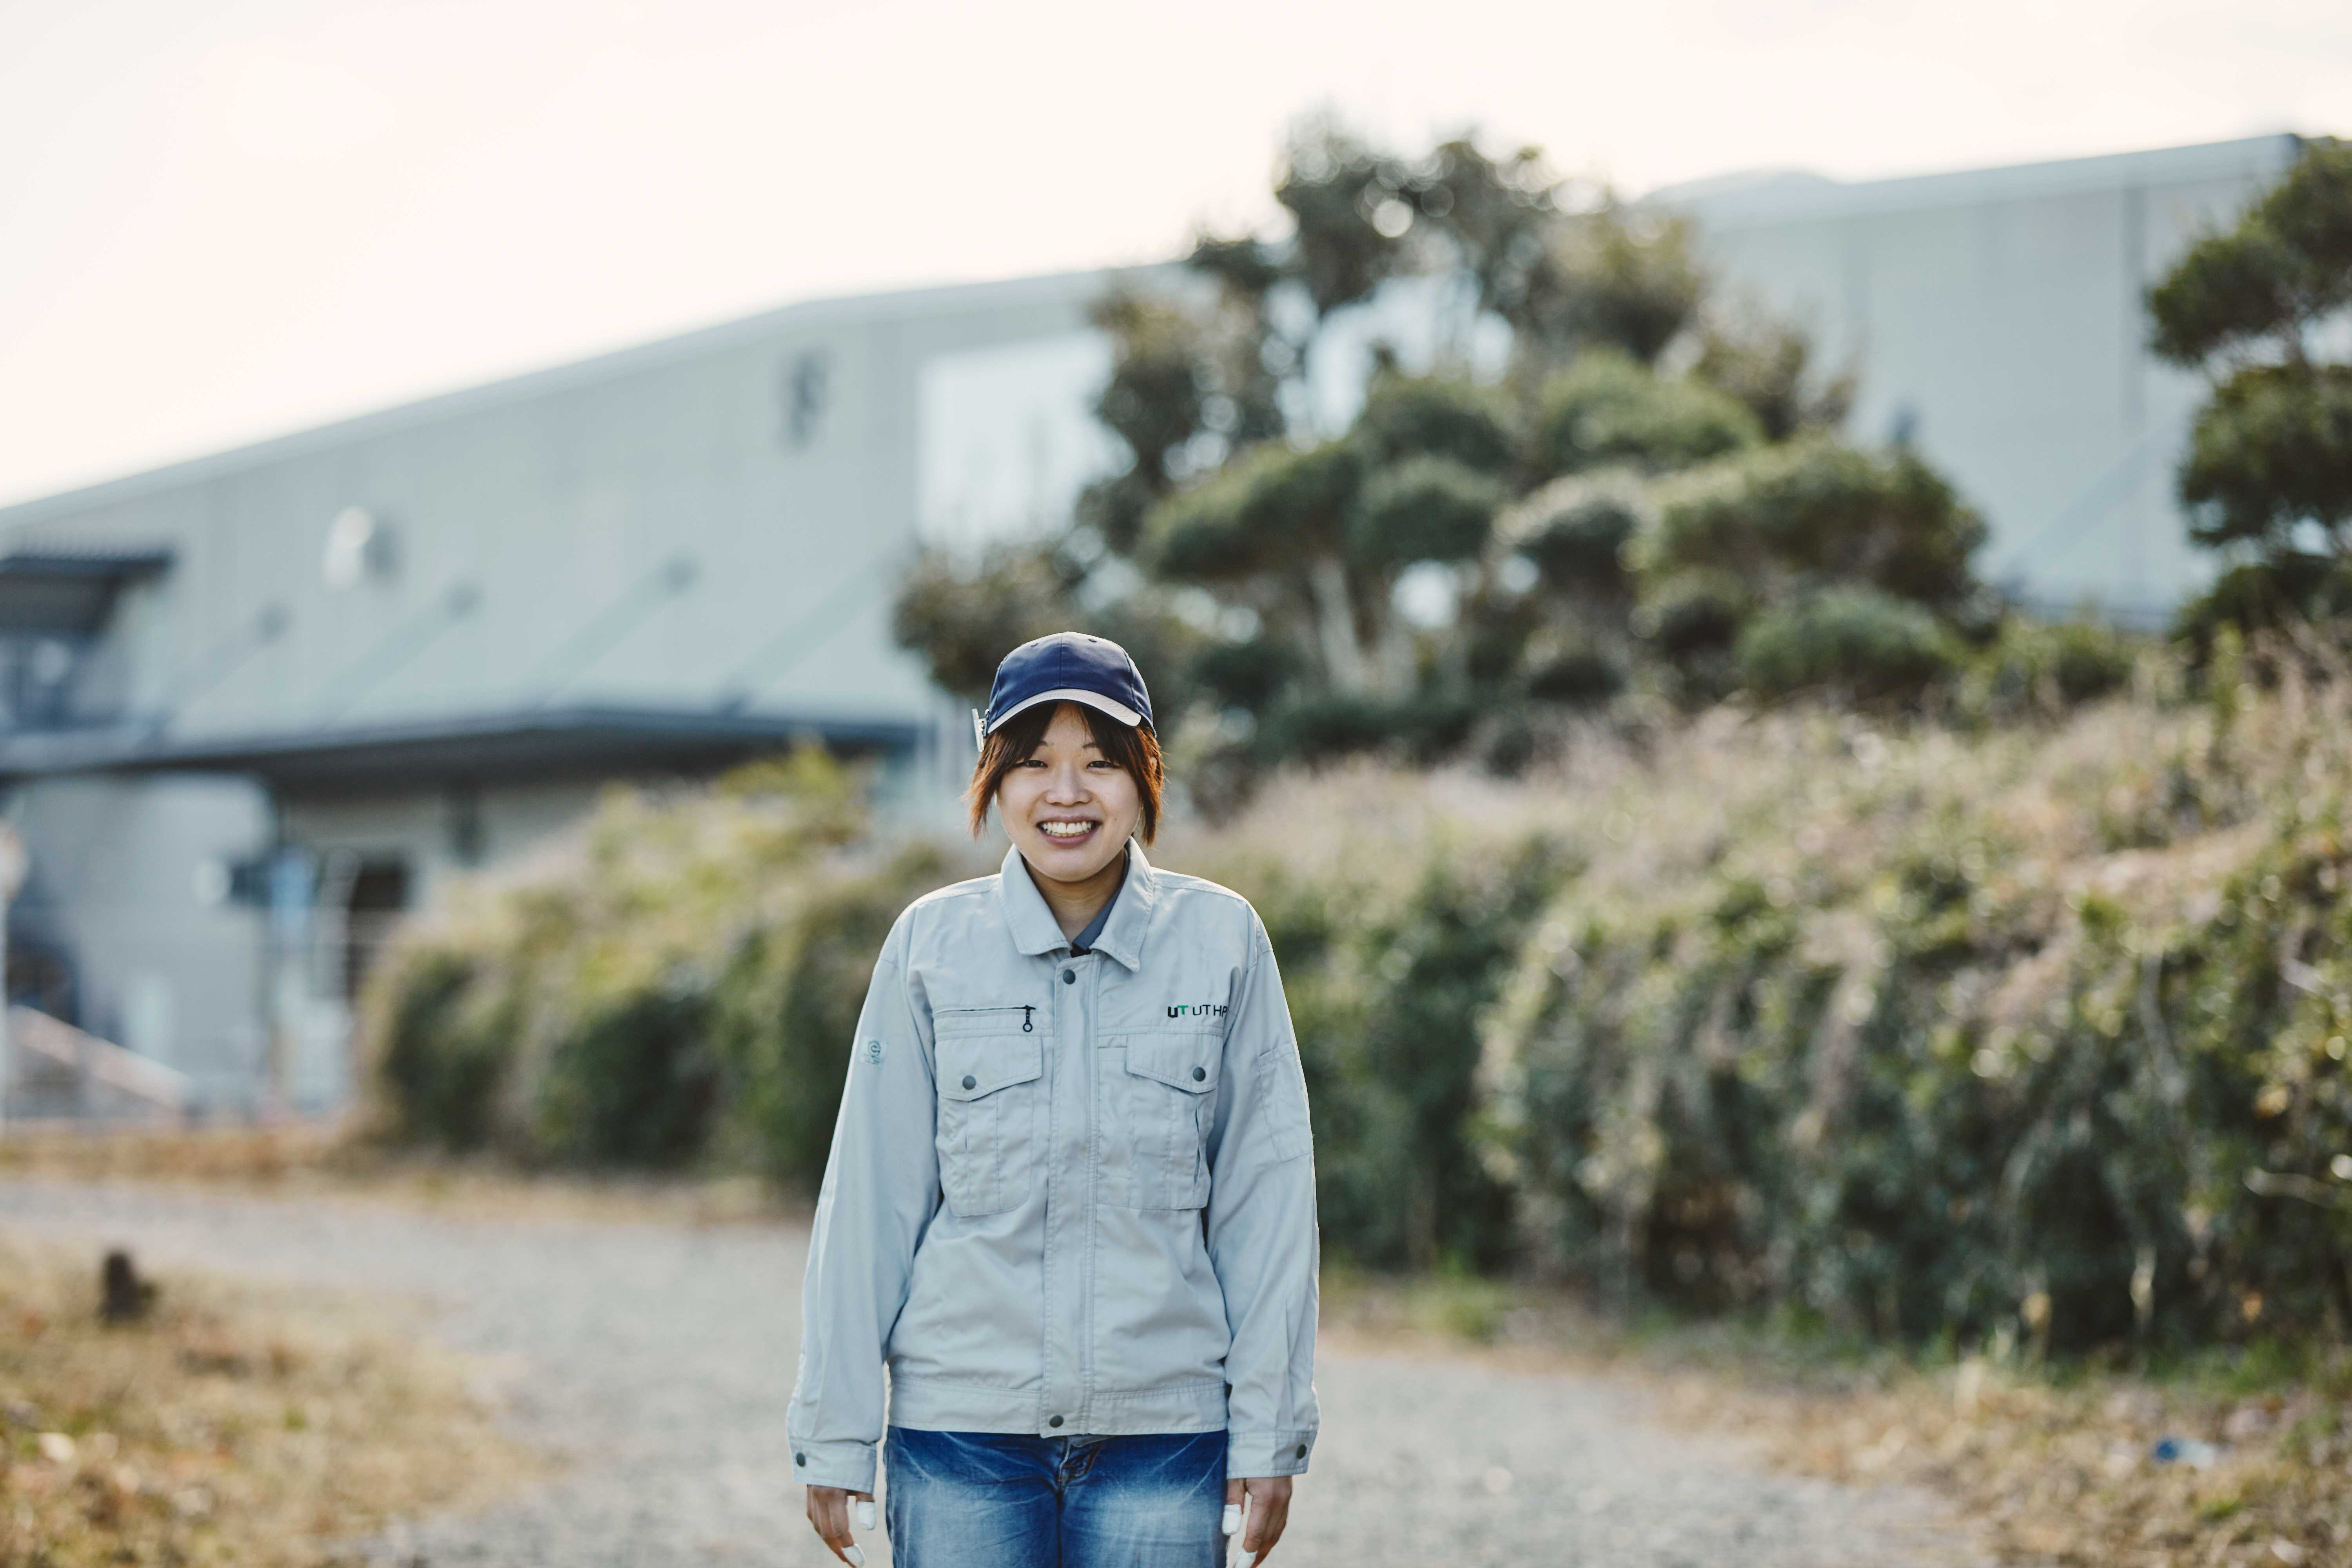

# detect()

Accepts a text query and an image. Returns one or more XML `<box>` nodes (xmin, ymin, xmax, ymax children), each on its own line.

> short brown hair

<box><xmin>968</xmin><ymin>701</ymin><xmax>1164</xmax><ymax>843</ymax></box>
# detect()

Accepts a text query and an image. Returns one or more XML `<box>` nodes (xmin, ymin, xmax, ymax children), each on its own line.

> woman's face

<box><xmin>996</xmin><ymin>703</ymin><xmax>1142</xmax><ymax>887</ymax></box>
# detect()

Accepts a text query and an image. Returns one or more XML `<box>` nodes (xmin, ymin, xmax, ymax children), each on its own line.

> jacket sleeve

<box><xmin>786</xmin><ymin>917</ymin><xmax>937</xmax><ymax>1495</ymax></box>
<box><xmin>1204</xmin><ymin>911</ymin><xmax>1320</xmax><ymax>1479</ymax></box>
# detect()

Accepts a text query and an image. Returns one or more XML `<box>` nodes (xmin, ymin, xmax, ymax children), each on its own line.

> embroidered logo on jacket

<box><xmin>1165</xmin><ymin>1002</ymin><xmax>1229</xmax><ymax>1019</ymax></box>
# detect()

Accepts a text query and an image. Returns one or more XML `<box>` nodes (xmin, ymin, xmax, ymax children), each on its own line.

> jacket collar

<box><xmin>996</xmin><ymin>842</ymin><xmax>1157</xmax><ymax>971</ymax></box>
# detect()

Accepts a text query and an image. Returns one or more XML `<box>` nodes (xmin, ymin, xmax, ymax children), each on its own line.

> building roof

<box><xmin>0</xmin><ymin>265</ymin><xmax>1155</xmax><ymax>530</ymax></box>
<box><xmin>1650</xmin><ymin>133</ymin><xmax>2305</xmax><ymax>230</ymax></box>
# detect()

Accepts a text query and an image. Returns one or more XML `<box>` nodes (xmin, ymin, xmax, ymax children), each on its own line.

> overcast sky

<box><xmin>2</xmin><ymin>0</ymin><xmax>2347</xmax><ymax>508</ymax></box>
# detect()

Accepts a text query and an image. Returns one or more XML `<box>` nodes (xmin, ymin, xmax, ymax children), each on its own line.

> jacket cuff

<box><xmin>790</xmin><ymin>1436</ymin><xmax>877</xmax><ymax>1494</ymax></box>
<box><xmin>1227</xmin><ymin>1429</ymin><xmax>1315</xmax><ymax>1478</ymax></box>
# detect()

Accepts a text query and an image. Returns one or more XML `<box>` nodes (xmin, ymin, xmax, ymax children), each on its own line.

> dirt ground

<box><xmin>0</xmin><ymin>1176</ymin><xmax>1990</xmax><ymax>1567</ymax></box>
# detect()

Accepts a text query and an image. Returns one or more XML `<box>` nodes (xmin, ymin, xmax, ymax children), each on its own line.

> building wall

<box><xmin>4</xmin><ymin>773</ymin><xmax>271</xmax><ymax>1105</ymax></box>
<box><xmin>1671</xmin><ymin>136</ymin><xmax>2302</xmax><ymax>621</ymax></box>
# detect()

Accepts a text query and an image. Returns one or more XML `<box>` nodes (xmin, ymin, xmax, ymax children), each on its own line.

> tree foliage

<box><xmin>892</xmin><ymin>116</ymin><xmax>1997</xmax><ymax>790</ymax></box>
<box><xmin>1530</xmin><ymin>350</ymin><xmax>1762</xmax><ymax>479</ymax></box>
<box><xmin>1652</xmin><ymin>441</ymin><xmax>1986</xmax><ymax>612</ymax></box>
<box><xmin>2151</xmin><ymin>139</ymin><xmax>2352</xmax><ymax>634</ymax></box>
<box><xmin>2176</xmin><ymin>363</ymin><xmax>2352</xmax><ymax>554</ymax></box>
<box><xmin>2150</xmin><ymin>139</ymin><xmax>2352</xmax><ymax>367</ymax></box>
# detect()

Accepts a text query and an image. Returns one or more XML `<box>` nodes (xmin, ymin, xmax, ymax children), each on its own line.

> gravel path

<box><xmin>0</xmin><ymin>1180</ymin><xmax>1991</xmax><ymax>1566</ymax></box>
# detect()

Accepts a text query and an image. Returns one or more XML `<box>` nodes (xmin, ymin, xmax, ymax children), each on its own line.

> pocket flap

<box><xmin>933</xmin><ymin>1003</ymin><xmax>1037</xmax><ymax>1038</ymax></box>
<box><xmin>1121</xmin><ymin>1033</ymin><xmax>1220</xmax><ymax>1094</ymax></box>
<box><xmin>938</xmin><ymin>1035</ymin><xmax>1043</xmax><ymax>1101</ymax></box>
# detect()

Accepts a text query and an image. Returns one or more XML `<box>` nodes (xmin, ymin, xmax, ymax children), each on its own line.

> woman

<box><xmin>791</xmin><ymin>632</ymin><xmax>1319</xmax><ymax>1568</ymax></box>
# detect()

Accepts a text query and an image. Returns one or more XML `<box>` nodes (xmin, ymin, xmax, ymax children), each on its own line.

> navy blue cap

<box><xmin>975</xmin><ymin>633</ymin><xmax>1155</xmax><ymax>748</ymax></box>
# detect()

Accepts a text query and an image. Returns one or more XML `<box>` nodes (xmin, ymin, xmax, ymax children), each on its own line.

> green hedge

<box><xmin>356</xmin><ymin>750</ymin><xmax>969</xmax><ymax>1172</ymax></box>
<box><xmin>363</xmin><ymin>681</ymin><xmax>2352</xmax><ymax>1355</ymax></box>
<box><xmin>1481</xmin><ymin>687</ymin><xmax>2352</xmax><ymax>1353</ymax></box>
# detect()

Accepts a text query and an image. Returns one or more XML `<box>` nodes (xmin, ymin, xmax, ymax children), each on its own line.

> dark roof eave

<box><xmin>0</xmin><ymin>547</ymin><xmax>177</xmax><ymax>580</ymax></box>
<box><xmin>0</xmin><ymin>705</ymin><xmax>925</xmax><ymax>791</ymax></box>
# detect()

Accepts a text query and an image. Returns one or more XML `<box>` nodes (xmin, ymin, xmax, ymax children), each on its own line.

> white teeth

<box><xmin>1039</xmin><ymin>821</ymin><xmax>1096</xmax><ymax>838</ymax></box>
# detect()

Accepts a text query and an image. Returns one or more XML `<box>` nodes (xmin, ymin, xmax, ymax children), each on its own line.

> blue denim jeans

<box><xmin>882</xmin><ymin>1427</ymin><xmax>1225</xmax><ymax>1567</ymax></box>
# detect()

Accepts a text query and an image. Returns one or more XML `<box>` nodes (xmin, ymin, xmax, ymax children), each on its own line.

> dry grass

<box><xmin>1323</xmin><ymin>1271</ymin><xmax>2352</xmax><ymax>1568</ymax></box>
<box><xmin>0</xmin><ymin>1238</ymin><xmax>533</xmax><ymax>1567</ymax></box>
<box><xmin>0</xmin><ymin>1124</ymin><xmax>351</xmax><ymax>1187</ymax></box>
<box><xmin>0</xmin><ymin>1124</ymin><xmax>798</xmax><ymax>1227</ymax></box>
<box><xmin>1665</xmin><ymin>1354</ymin><xmax>2352</xmax><ymax>1568</ymax></box>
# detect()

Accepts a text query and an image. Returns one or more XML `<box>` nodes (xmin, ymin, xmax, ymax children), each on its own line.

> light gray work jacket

<box><xmin>787</xmin><ymin>843</ymin><xmax>1320</xmax><ymax>1495</ymax></box>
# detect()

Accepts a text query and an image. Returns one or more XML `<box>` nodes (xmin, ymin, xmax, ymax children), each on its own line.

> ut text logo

<box><xmin>1165</xmin><ymin>1002</ymin><xmax>1229</xmax><ymax>1019</ymax></box>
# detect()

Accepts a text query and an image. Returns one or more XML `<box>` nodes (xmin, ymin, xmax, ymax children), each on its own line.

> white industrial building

<box><xmin>1660</xmin><ymin>133</ymin><xmax>2301</xmax><ymax>621</ymax></box>
<box><xmin>0</xmin><ymin>269</ymin><xmax>1124</xmax><ymax>1115</ymax></box>
<box><xmin>0</xmin><ymin>133</ymin><xmax>2307</xmax><ymax>1119</ymax></box>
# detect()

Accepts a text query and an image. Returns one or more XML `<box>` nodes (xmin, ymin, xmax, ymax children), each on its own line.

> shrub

<box><xmin>1524</xmin><ymin>646</ymin><xmax>1624</xmax><ymax>706</ymax></box>
<box><xmin>1305</xmin><ymin>852</ymin><xmax>1564</xmax><ymax>1269</ymax></box>
<box><xmin>357</xmin><ymin>748</ymin><xmax>968</xmax><ymax>1176</ymax></box>
<box><xmin>2172</xmin><ymin>553</ymin><xmax>2352</xmax><ymax>661</ymax></box>
<box><xmin>1529</xmin><ymin>351</ymin><xmax>1763</xmax><ymax>479</ymax></box>
<box><xmin>710</xmin><ymin>844</ymin><xmax>956</xmax><ymax>1187</ymax></box>
<box><xmin>1962</xmin><ymin>615</ymin><xmax>2142</xmax><ymax>719</ymax></box>
<box><xmin>1735</xmin><ymin>586</ymin><xmax>1961</xmax><ymax>704</ymax></box>
<box><xmin>1265</xmin><ymin>693</ymin><xmax>1397</xmax><ymax>760</ymax></box>
<box><xmin>1348</xmin><ymin>455</ymin><xmax>1504</xmax><ymax>566</ymax></box>
<box><xmin>1189</xmin><ymin>637</ymin><xmax>1304</xmax><ymax>711</ymax></box>
<box><xmin>1480</xmin><ymin>682</ymin><xmax>2352</xmax><ymax>1351</ymax></box>
<box><xmin>1352</xmin><ymin>374</ymin><xmax>1516</xmax><ymax>473</ymax></box>
<box><xmin>1264</xmin><ymin>689</ymin><xmax>1488</xmax><ymax>765</ymax></box>
<box><xmin>365</xmin><ymin>948</ymin><xmax>514</xmax><ymax>1152</ymax></box>
<box><xmin>1632</xmin><ymin>572</ymin><xmax>1755</xmax><ymax>704</ymax></box>
<box><xmin>535</xmin><ymin>987</ymin><xmax>717</xmax><ymax>1168</ymax></box>
<box><xmin>1179</xmin><ymin>817</ymin><xmax>1575</xmax><ymax>1271</ymax></box>
<box><xmin>1519</xmin><ymin>494</ymin><xmax>1639</xmax><ymax>597</ymax></box>
<box><xmin>1145</xmin><ymin>441</ymin><xmax>1363</xmax><ymax>581</ymax></box>
<box><xmin>1655</xmin><ymin>440</ymin><xmax>1986</xmax><ymax>612</ymax></box>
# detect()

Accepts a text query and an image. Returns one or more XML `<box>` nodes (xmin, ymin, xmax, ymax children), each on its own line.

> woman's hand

<box><xmin>804</xmin><ymin>1485</ymin><xmax>877</xmax><ymax>1565</ymax></box>
<box><xmin>1222</xmin><ymin>1474</ymin><xmax>1294</xmax><ymax>1564</ymax></box>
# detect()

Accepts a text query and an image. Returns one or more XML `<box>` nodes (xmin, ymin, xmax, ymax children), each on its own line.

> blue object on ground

<box><xmin>2151</xmin><ymin>1437</ymin><xmax>2220</xmax><ymax>1467</ymax></box>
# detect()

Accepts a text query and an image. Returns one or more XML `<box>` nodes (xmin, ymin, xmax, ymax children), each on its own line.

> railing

<box><xmin>2</xmin><ymin>1005</ymin><xmax>192</xmax><ymax>1124</ymax></box>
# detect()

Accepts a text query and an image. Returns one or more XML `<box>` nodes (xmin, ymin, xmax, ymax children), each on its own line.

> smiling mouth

<box><xmin>1037</xmin><ymin>819</ymin><xmax>1100</xmax><ymax>842</ymax></box>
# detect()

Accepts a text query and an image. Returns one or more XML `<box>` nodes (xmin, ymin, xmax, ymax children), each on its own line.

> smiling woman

<box><xmin>791</xmin><ymin>632</ymin><xmax>1319</xmax><ymax>1568</ymax></box>
<box><xmin>977</xmin><ymin>699</ymin><xmax>1159</xmax><ymax>938</ymax></box>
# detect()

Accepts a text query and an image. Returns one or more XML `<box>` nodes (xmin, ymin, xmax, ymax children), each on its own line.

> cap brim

<box><xmin>985</xmin><ymin>688</ymin><xmax>1145</xmax><ymax>734</ymax></box>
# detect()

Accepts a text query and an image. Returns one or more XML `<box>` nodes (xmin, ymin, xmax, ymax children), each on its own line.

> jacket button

<box><xmin>1295</xmin><ymin>1443</ymin><xmax>1307</xmax><ymax>1458</ymax></box>
<box><xmin>794</xmin><ymin>1452</ymin><xmax>806</xmax><ymax>1466</ymax></box>
<box><xmin>1192</xmin><ymin>1067</ymin><xmax>1206</xmax><ymax>1081</ymax></box>
<box><xmin>962</xmin><ymin>1074</ymin><xmax>977</xmax><ymax>1090</ymax></box>
<box><xmin>1049</xmin><ymin>1415</ymin><xmax>1064</xmax><ymax>1428</ymax></box>
<box><xmin>1062</xmin><ymin>968</ymin><xmax>1076</xmax><ymax>984</ymax></box>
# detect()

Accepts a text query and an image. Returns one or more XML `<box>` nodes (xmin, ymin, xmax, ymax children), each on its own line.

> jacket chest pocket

<box><xmin>1101</xmin><ymin>1031</ymin><xmax>1220</xmax><ymax>1210</ymax></box>
<box><xmin>935</xmin><ymin>1031</ymin><xmax>1044</xmax><ymax>1218</ymax></box>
